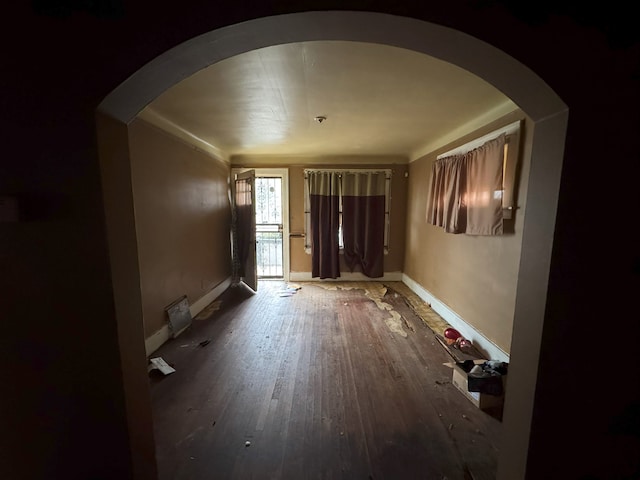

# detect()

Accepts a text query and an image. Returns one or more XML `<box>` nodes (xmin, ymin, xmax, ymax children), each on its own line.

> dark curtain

<box><xmin>234</xmin><ymin>177</ymin><xmax>252</xmax><ymax>278</ymax></box>
<box><xmin>342</xmin><ymin>171</ymin><xmax>386</xmax><ymax>278</ymax></box>
<box><xmin>307</xmin><ymin>171</ymin><xmax>341</xmax><ymax>279</ymax></box>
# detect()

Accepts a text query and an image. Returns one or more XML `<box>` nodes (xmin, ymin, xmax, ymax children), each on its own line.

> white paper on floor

<box><xmin>148</xmin><ymin>357</ymin><xmax>176</xmax><ymax>375</ymax></box>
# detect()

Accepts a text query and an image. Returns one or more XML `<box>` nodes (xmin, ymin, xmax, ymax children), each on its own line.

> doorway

<box><xmin>97</xmin><ymin>11</ymin><xmax>567</xmax><ymax>480</ymax></box>
<box><xmin>255</xmin><ymin>176</ymin><xmax>283</xmax><ymax>279</ymax></box>
<box><xmin>234</xmin><ymin>168</ymin><xmax>290</xmax><ymax>282</ymax></box>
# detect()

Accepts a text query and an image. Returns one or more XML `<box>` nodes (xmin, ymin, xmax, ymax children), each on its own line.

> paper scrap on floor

<box><xmin>278</xmin><ymin>284</ymin><xmax>302</xmax><ymax>297</ymax></box>
<box><xmin>148</xmin><ymin>357</ymin><xmax>176</xmax><ymax>375</ymax></box>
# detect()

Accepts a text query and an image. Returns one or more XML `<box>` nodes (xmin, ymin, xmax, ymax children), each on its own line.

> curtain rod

<box><xmin>304</xmin><ymin>168</ymin><xmax>392</xmax><ymax>175</ymax></box>
<box><xmin>436</xmin><ymin>120</ymin><xmax>521</xmax><ymax>160</ymax></box>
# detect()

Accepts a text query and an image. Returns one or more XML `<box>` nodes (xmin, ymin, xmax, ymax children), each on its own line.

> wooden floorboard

<box><xmin>150</xmin><ymin>280</ymin><xmax>502</xmax><ymax>480</ymax></box>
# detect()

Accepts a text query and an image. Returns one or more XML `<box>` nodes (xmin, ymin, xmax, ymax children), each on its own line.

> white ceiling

<box><xmin>139</xmin><ymin>41</ymin><xmax>517</xmax><ymax>163</ymax></box>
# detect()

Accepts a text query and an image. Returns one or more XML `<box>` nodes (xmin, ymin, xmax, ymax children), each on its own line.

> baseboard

<box><xmin>144</xmin><ymin>277</ymin><xmax>232</xmax><ymax>357</ymax></box>
<box><xmin>144</xmin><ymin>325</ymin><xmax>170</xmax><ymax>357</ymax></box>
<box><xmin>402</xmin><ymin>274</ymin><xmax>509</xmax><ymax>363</ymax></box>
<box><xmin>190</xmin><ymin>277</ymin><xmax>232</xmax><ymax>318</ymax></box>
<box><xmin>288</xmin><ymin>271</ymin><xmax>403</xmax><ymax>282</ymax></box>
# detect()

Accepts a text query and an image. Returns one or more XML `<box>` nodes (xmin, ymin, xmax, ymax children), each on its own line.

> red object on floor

<box><xmin>444</xmin><ymin>327</ymin><xmax>461</xmax><ymax>340</ymax></box>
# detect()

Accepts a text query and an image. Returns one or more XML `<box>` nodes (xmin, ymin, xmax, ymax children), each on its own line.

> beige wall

<box><xmin>96</xmin><ymin>112</ymin><xmax>158</xmax><ymax>477</ymax></box>
<box><xmin>129</xmin><ymin>119</ymin><xmax>232</xmax><ymax>338</ymax></box>
<box><xmin>404</xmin><ymin>111</ymin><xmax>532</xmax><ymax>354</ymax></box>
<box><xmin>233</xmin><ymin>157</ymin><xmax>408</xmax><ymax>275</ymax></box>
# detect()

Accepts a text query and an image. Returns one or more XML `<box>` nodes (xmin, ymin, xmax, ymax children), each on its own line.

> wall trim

<box><xmin>410</xmin><ymin>100</ymin><xmax>518</xmax><ymax>162</ymax></box>
<box><xmin>145</xmin><ymin>277</ymin><xmax>232</xmax><ymax>356</ymax></box>
<box><xmin>289</xmin><ymin>271</ymin><xmax>403</xmax><ymax>282</ymax></box>
<box><xmin>402</xmin><ymin>273</ymin><xmax>510</xmax><ymax>363</ymax></box>
<box><xmin>190</xmin><ymin>277</ymin><xmax>232</xmax><ymax>318</ymax></box>
<box><xmin>231</xmin><ymin>154</ymin><xmax>408</xmax><ymax>166</ymax></box>
<box><xmin>137</xmin><ymin>108</ymin><xmax>230</xmax><ymax>164</ymax></box>
<box><xmin>144</xmin><ymin>325</ymin><xmax>170</xmax><ymax>357</ymax></box>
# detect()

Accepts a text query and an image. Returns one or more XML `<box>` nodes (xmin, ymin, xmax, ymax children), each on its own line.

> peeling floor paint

<box><xmin>304</xmin><ymin>281</ymin><xmax>449</xmax><ymax>337</ymax></box>
<box><xmin>384</xmin><ymin>310</ymin><xmax>407</xmax><ymax>337</ymax></box>
<box><xmin>194</xmin><ymin>300</ymin><xmax>222</xmax><ymax>320</ymax></box>
<box><xmin>384</xmin><ymin>282</ymin><xmax>450</xmax><ymax>334</ymax></box>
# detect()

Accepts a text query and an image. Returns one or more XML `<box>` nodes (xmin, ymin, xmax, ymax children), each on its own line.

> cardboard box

<box><xmin>450</xmin><ymin>362</ymin><xmax>506</xmax><ymax>411</ymax></box>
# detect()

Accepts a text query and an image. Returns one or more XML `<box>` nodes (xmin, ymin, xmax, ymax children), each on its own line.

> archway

<box><xmin>97</xmin><ymin>11</ymin><xmax>568</xmax><ymax>479</ymax></box>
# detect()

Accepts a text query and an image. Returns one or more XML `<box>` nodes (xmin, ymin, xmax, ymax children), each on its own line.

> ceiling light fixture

<box><xmin>314</xmin><ymin>115</ymin><xmax>327</xmax><ymax>123</ymax></box>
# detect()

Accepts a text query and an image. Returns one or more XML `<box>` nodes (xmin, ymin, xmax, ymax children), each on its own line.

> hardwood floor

<box><xmin>149</xmin><ymin>280</ymin><xmax>502</xmax><ymax>480</ymax></box>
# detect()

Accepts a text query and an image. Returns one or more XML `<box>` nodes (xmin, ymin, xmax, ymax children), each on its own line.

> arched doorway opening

<box><xmin>97</xmin><ymin>11</ymin><xmax>568</xmax><ymax>479</ymax></box>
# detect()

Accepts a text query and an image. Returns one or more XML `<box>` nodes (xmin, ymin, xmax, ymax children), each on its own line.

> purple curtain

<box><xmin>307</xmin><ymin>171</ymin><xmax>341</xmax><ymax>279</ymax></box>
<box><xmin>342</xmin><ymin>172</ymin><xmax>386</xmax><ymax>278</ymax></box>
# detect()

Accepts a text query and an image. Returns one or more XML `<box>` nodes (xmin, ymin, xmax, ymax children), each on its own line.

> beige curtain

<box><xmin>426</xmin><ymin>133</ymin><xmax>506</xmax><ymax>235</ymax></box>
<box><xmin>426</xmin><ymin>154</ymin><xmax>467</xmax><ymax>234</ymax></box>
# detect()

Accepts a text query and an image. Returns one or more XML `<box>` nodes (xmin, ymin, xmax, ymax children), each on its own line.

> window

<box><xmin>303</xmin><ymin>169</ymin><xmax>392</xmax><ymax>254</ymax></box>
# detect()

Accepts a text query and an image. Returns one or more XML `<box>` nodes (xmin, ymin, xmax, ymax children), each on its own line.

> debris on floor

<box><xmin>443</xmin><ymin>327</ymin><xmax>462</xmax><ymax>345</ymax></box>
<box><xmin>444</xmin><ymin>359</ymin><xmax>508</xmax><ymax>412</ymax></box>
<box><xmin>148</xmin><ymin>357</ymin><xmax>176</xmax><ymax>375</ymax></box>
<box><xmin>308</xmin><ymin>281</ymin><xmax>388</xmax><ymax>309</ymax></box>
<box><xmin>384</xmin><ymin>310</ymin><xmax>408</xmax><ymax>338</ymax></box>
<box><xmin>435</xmin><ymin>333</ymin><xmax>484</xmax><ymax>362</ymax></box>
<box><xmin>278</xmin><ymin>284</ymin><xmax>302</xmax><ymax>297</ymax></box>
<box><xmin>198</xmin><ymin>339</ymin><xmax>211</xmax><ymax>347</ymax></box>
<box><xmin>194</xmin><ymin>300</ymin><xmax>223</xmax><ymax>320</ymax></box>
